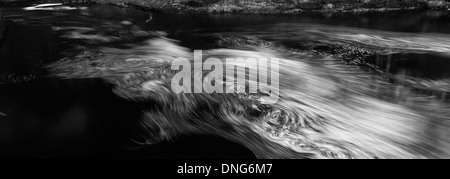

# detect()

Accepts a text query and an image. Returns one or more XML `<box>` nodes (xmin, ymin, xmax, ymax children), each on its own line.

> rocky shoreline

<box><xmin>0</xmin><ymin>0</ymin><xmax>449</xmax><ymax>14</ymax></box>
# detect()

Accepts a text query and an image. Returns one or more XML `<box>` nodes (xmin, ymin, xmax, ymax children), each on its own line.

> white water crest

<box><xmin>216</xmin><ymin>23</ymin><xmax>450</xmax><ymax>57</ymax></box>
<box><xmin>23</xmin><ymin>3</ymin><xmax>78</xmax><ymax>11</ymax></box>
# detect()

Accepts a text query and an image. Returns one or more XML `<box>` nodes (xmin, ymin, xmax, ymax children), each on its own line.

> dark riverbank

<box><xmin>1</xmin><ymin>0</ymin><xmax>449</xmax><ymax>14</ymax></box>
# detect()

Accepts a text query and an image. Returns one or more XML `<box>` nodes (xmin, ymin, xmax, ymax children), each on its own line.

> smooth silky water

<box><xmin>0</xmin><ymin>4</ymin><xmax>449</xmax><ymax>158</ymax></box>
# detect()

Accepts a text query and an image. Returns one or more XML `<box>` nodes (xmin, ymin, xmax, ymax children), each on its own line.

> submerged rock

<box><xmin>323</xmin><ymin>3</ymin><xmax>334</xmax><ymax>10</ymax></box>
<box><xmin>120</xmin><ymin>20</ymin><xmax>132</xmax><ymax>25</ymax></box>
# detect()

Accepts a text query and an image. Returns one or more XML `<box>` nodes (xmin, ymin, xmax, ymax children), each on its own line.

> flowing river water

<box><xmin>0</xmin><ymin>4</ymin><xmax>450</xmax><ymax>158</ymax></box>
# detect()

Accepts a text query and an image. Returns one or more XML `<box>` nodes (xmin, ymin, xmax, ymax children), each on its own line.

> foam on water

<box><xmin>213</xmin><ymin>23</ymin><xmax>450</xmax><ymax>56</ymax></box>
<box><xmin>47</xmin><ymin>26</ymin><xmax>450</xmax><ymax>158</ymax></box>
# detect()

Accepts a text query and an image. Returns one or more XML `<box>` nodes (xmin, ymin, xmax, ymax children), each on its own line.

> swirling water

<box><xmin>1</xmin><ymin>4</ymin><xmax>449</xmax><ymax>158</ymax></box>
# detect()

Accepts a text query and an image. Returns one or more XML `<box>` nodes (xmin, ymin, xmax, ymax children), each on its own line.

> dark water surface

<box><xmin>1</xmin><ymin>4</ymin><xmax>450</xmax><ymax>158</ymax></box>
